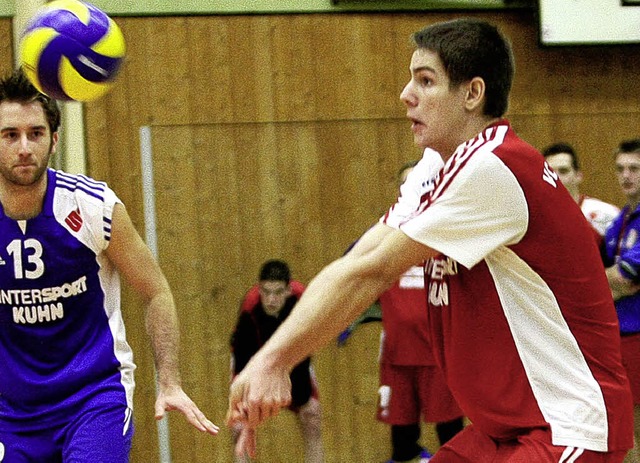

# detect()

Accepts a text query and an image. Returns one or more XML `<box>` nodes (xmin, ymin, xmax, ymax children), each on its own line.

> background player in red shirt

<box><xmin>228</xmin><ymin>19</ymin><xmax>633</xmax><ymax>462</ymax></box>
<box><xmin>339</xmin><ymin>161</ymin><xmax>464</xmax><ymax>463</ymax></box>
<box><xmin>230</xmin><ymin>259</ymin><xmax>324</xmax><ymax>463</ymax></box>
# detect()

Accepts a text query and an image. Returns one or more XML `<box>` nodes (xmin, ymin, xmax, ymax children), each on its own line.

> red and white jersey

<box><xmin>579</xmin><ymin>194</ymin><xmax>620</xmax><ymax>236</ymax></box>
<box><xmin>384</xmin><ymin>148</ymin><xmax>444</xmax><ymax>229</ymax></box>
<box><xmin>382</xmin><ymin>120</ymin><xmax>633</xmax><ymax>453</ymax></box>
<box><xmin>379</xmin><ymin>265</ymin><xmax>435</xmax><ymax>366</ymax></box>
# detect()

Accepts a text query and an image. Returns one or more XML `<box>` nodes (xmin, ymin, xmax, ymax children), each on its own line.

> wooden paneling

<box><xmin>0</xmin><ymin>19</ymin><xmax>14</xmax><ymax>75</ymax></box>
<box><xmin>146</xmin><ymin>119</ymin><xmax>417</xmax><ymax>461</ymax></box>
<box><xmin>82</xmin><ymin>10</ymin><xmax>640</xmax><ymax>462</ymax></box>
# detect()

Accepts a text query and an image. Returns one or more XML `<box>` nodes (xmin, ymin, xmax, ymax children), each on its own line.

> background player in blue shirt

<box><xmin>0</xmin><ymin>69</ymin><xmax>218</xmax><ymax>462</ymax></box>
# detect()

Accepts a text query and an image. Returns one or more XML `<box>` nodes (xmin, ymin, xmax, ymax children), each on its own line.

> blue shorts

<box><xmin>0</xmin><ymin>401</ymin><xmax>133</xmax><ymax>462</ymax></box>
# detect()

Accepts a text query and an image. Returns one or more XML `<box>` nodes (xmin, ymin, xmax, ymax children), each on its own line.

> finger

<box><xmin>227</xmin><ymin>380</ymin><xmax>246</xmax><ymax>423</ymax></box>
<box><xmin>263</xmin><ymin>402</ymin><xmax>280</xmax><ymax>421</ymax></box>
<box><xmin>226</xmin><ymin>401</ymin><xmax>247</xmax><ymax>427</ymax></box>
<box><xmin>180</xmin><ymin>405</ymin><xmax>214</xmax><ymax>434</ymax></box>
<box><xmin>245</xmin><ymin>400</ymin><xmax>262</xmax><ymax>428</ymax></box>
<box><xmin>192</xmin><ymin>407</ymin><xmax>220</xmax><ymax>435</ymax></box>
<box><xmin>236</xmin><ymin>427</ymin><xmax>257</xmax><ymax>458</ymax></box>
<box><xmin>154</xmin><ymin>399</ymin><xmax>166</xmax><ymax>420</ymax></box>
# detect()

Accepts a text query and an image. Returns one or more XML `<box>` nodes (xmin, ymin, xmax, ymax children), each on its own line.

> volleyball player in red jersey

<box><xmin>228</xmin><ymin>18</ymin><xmax>633</xmax><ymax>462</ymax></box>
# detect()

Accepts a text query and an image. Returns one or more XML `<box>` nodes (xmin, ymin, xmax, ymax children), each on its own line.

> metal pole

<box><xmin>139</xmin><ymin>126</ymin><xmax>173</xmax><ymax>463</ymax></box>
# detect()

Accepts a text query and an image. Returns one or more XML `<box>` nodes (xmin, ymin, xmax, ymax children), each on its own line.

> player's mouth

<box><xmin>14</xmin><ymin>162</ymin><xmax>36</xmax><ymax>171</ymax></box>
<box><xmin>408</xmin><ymin>117</ymin><xmax>423</xmax><ymax>132</ymax></box>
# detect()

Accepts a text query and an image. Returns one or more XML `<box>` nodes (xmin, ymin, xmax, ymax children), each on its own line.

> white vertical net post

<box><xmin>139</xmin><ymin>126</ymin><xmax>172</xmax><ymax>463</ymax></box>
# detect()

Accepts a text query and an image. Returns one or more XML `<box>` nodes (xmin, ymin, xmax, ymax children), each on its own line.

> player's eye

<box><xmin>30</xmin><ymin>130</ymin><xmax>45</xmax><ymax>140</ymax></box>
<box><xmin>1</xmin><ymin>131</ymin><xmax>17</xmax><ymax>139</ymax></box>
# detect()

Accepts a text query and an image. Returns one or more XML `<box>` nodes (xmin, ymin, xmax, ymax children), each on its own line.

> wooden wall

<box><xmin>3</xmin><ymin>8</ymin><xmax>640</xmax><ymax>462</ymax></box>
<box><xmin>0</xmin><ymin>19</ymin><xmax>13</xmax><ymax>76</ymax></box>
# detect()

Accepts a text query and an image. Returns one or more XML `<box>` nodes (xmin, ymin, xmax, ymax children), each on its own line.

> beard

<box><xmin>1</xmin><ymin>149</ymin><xmax>52</xmax><ymax>188</ymax></box>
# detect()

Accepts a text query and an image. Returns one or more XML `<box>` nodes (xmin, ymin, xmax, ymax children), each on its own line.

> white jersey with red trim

<box><xmin>579</xmin><ymin>194</ymin><xmax>620</xmax><ymax>236</ymax></box>
<box><xmin>382</xmin><ymin>121</ymin><xmax>633</xmax><ymax>453</ymax></box>
<box><xmin>383</xmin><ymin>148</ymin><xmax>444</xmax><ymax>229</ymax></box>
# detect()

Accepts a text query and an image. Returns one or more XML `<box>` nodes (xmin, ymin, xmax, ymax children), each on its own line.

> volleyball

<box><xmin>19</xmin><ymin>0</ymin><xmax>126</xmax><ymax>102</ymax></box>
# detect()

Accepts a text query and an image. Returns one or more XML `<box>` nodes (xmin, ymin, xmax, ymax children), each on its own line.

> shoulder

<box><xmin>52</xmin><ymin>170</ymin><xmax>121</xmax><ymax>216</ymax></box>
<box><xmin>290</xmin><ymin>280</ymin><xmax>305</xmax><ymax>297</ymax></box>
<box><xmin>240</xmin><ymin>284</ymin><xmax>261</xmax><ymax>313</ymax></box>
<box><xmin>581</xmin><ymin>197</ymin><xmax>620</xmax><ymax>215</ymax></box>
<box><xmin>53</xmin><ymin>170</ymin><xmax>117</xmax><ymax>203</ymax></box>
<box><xmin>438</xmin><ymin>123</ymin><xmax>532</xmax><ymax>198</ymax></box>
<box><xmin>50</xmin><ymin>170</ymin><xmax>122</xmax><ymax>250</ymax></box>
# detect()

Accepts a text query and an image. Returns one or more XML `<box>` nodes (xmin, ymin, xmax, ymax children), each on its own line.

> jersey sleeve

<box><xmin>401</xmin><ymin>152</ymin><xmax>528</xmax><ymax>269</ymax></box>
<box><xmin>100</xmin><ymin>185</ymin><xmax>121</xmax><ymax>249</ymax></box>
<box><xmin>289</xmin><ymin>280</ymin><xmax>306</xmax><ymax>297</ymax></box>
<box><xmin>74</xmin><ymin>175</ymin><xmax>122</xmax><ymax>253</ymax></box>
<box><xmin>582</xmin><ymin>197</ymin><xmax>620</xmax><ymax>236</ymax></box>
<box><xmin>52</xmin><ymin>172</ymin><xmax>123</xmax><ymax>254</ymax></box>
<box><xmin>618</xmin><ymin>244</ymin><xmax>640</xmax><ymax>282</ymax></box>
<box><xmin>382</xmin><ymin>148</ymin><xmax>444</xmax><ymax>227</ymax></box>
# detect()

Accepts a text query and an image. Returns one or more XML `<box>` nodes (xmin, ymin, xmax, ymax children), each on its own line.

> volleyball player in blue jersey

<box><xmin>0</xmin><ymin>69</ymin><xmax>218</xmax><ymax>462</ymax></box>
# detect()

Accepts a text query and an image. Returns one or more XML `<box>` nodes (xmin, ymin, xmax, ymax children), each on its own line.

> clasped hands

<box><xmin>226</xmin><ymin>361</ymin><xmax>292</xmax><ymax>458</ymax></box>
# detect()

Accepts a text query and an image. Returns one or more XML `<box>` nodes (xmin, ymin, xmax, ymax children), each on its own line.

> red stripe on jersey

<box><xmin>400</xmin><ymin>123</ymin><xmax>508</xmax><ymax>227</ymax></box>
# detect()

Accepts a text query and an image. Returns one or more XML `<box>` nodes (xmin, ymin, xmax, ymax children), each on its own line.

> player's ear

<box><xmin>50</xmin><ymin>131</ymin><xmax>59</xmax><ymax>154</ymax></box>
<box><xmin>464</xmin><ymin>77</ymin><xmax>485</xmax><ymax>112</ymax></box>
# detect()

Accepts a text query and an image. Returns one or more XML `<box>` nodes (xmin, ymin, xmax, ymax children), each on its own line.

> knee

<box><xmin>298</xmin><ymin>398</ymin><xmax>323</xmax><ymax>434</ymax></box>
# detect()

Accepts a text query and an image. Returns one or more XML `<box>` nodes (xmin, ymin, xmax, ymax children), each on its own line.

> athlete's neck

<box><xmin>439</xmin><ymin>117</ymin><xmax>503</xmax><ymax>163</ymax></box>
<box><xmin>0</xmin><ymin>177</ymin><xmax>48</xmax><ymax>220</ymax></box>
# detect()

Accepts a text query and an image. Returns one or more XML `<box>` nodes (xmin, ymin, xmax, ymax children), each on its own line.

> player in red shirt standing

<box><xmin>340</xmin><ymin>159</ymin><xmax>464</xmax><ymax>462</ymax></box>
<box><xmin>377</xmin><ymin>261</ymin><xmax>464</xmax><ymax>463</ymax></box>
<box><xmin>228</xmin><ymin>18</ymin><xmax>633</xmax><ymax>462</ymax></box>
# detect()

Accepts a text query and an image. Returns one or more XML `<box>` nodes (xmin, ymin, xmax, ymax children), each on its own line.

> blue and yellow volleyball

<box><xmin>20</xmin><ymin>0</ymin><xmax>126</xmax><ymax>102</ymax></box>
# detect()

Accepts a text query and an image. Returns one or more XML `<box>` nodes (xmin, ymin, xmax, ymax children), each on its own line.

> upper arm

<box><xmin>402</xmin><ymin>154</ymin><xmax>528</xmax><ymax>269</ymax></box>
<box><xmin>104</xmin><ymin>203</ymin><xmax>171</xmax><ymax>302</ymax></box>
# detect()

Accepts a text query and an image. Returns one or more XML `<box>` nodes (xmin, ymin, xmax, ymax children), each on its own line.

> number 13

<box><xmin>6</xmin><ymin>239</ymin><xmax>45</xmax><ymax>279</ymax></box>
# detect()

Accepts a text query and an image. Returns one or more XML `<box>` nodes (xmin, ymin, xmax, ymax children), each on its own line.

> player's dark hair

<box><xmin>259</xmin><ymin>259</ymin><xmax>291</xmax><ymax>283</ymax></box>
<box><xmin>542</xmin><ymin>142</ymin><xmax>580</xmax><ymax>170</ymax></box>
<box><xmin>617</xmin><ymin>138</ymin><xmax>640</xmax><ymax>156</ymax></box>
<box><xmin>0</xmin><ymin>68</ymin><xmax>61</xmax><ymax>134</ymax></box>
<box><xmin>412</xmin><ymin>18</ymin><xmax>514</xmax><ymax>118</ymax></box>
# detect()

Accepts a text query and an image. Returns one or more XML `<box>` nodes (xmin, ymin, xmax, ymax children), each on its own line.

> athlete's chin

<box><xmin>10</xmin><ymin>168</ymin><xmax>46</xmax><ymax>186</ymax></box>
<box><xmin>412</xmin><ymin>132</ymin><xmax>431</xmax><ymax>150</ymax></box>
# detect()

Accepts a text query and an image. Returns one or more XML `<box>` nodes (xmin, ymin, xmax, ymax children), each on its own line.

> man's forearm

<box><xmin>145</xmin><ymin>292</ymin><xmax>182</xmax><ymax>388</ymax></box>
<box><xmin>250</xmin><ymin>255</ymin><xmax>393</xmax><ymax>373</ymax></box>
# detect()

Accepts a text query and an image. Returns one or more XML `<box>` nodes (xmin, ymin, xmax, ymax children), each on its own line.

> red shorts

<box><xmin>377</xmin><ymin>363</ymin><xmax>463</xmax><ymax>425</ymax></box>
<box><xmin>620</xmin><ymin>333</ymin><xmax>640</xmax><ymax>404</ymax></box>
<box><xmin>431</xmin><ymin>425</ymin><xmax>627</xmax><ymax>463</ymax></box>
